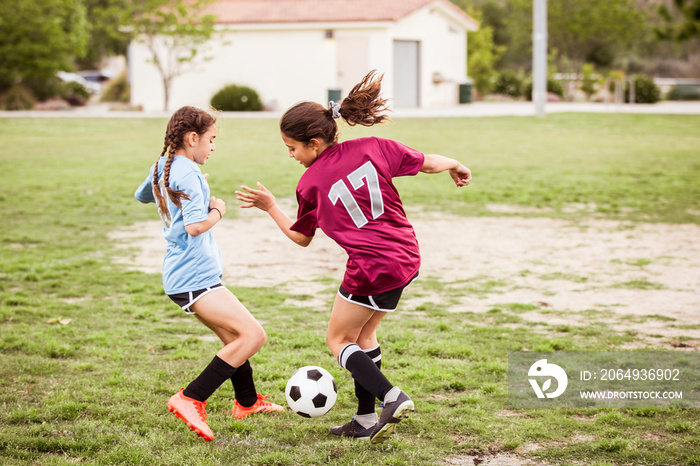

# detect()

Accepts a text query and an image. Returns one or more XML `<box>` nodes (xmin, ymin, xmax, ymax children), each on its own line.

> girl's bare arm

<box><xmin>236</xmin><ymin>183</ymin><xmax>313</xmax><ymax>247</ymax></box>
<box><xmin>420</xmin><ymin>154</ymin><xmax>471</xmax><ymax>187</ymax></box>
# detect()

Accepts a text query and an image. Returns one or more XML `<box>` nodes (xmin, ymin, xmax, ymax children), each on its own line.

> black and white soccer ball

<box><xmin>285</xmin><ymin>366</ymin><xmax>338</xmax><ymax>418</ymax></box>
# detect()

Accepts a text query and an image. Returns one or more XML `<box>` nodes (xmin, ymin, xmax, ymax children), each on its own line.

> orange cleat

<box><xmin>233</xmin><ymin>393</ymin><xmax>285</xmax><ymax>419</ymax></box>
<box><xmin>167</xmin><ymin>388</ymin><xmax>214</xmax><ymax>441</ymax></box>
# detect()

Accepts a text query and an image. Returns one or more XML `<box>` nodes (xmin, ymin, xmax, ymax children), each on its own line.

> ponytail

<box><xmin>280</xmin><ymin>70</ymin><xmax>389</xmax><ymax>144</ymax></box>
<box><xmin>338</xmin><ymin>70</ymin><xmax>390</xmax><ymax>127</ymax></box>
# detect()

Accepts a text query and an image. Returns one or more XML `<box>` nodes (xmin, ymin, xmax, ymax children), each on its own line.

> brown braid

<box><xmin>279</xmin><ymin>70</ymin><xmax>389</xmax><ymax>145</ymax></box>
<box><xmin>152</xmin><ymin>144</ymin><xmax>169</xmax><ymax>217</ymax></box>
<box><xmin>151</xmin><ymin>106</ymin><xmax>216</xmax><ymax>218</ymax></box>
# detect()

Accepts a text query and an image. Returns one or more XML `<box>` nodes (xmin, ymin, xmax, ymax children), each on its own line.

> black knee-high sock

<box><xmin>231</xmin><ymin>359</ymin><xmax>258</xmax><ymax>407</ymax></box>
<box><xmin>339</xmin><ymin>344</ymin><xmax>393</xmax><ymax>402</ymax></box>
<box><xmin>355</xmin><ymin>346</ymin><xmax>382</xmax><ymax>415</ymax></box>
<box><xmin>183</xmin><ymin>355</ymin><xmax>237</xmax><ymax>402</ymax></box>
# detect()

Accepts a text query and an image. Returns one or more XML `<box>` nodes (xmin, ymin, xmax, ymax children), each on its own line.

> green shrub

<box><xmin>625</xmin><ymin>75</ymin><xmax>661</xmax><ymax>104</ymax></box>
<box><xmin>59</xmin><ymin>81</ymin><xmax>90</xmax><ymax>106</ymax></box>
<box><xmin>100</xmin><ymin>73</ymin><xmax>130</xmax><ymax>103</ymax></box>
<box><xmin>580</xmin><ymin>63</ymin><xmax>598</xmax><ymax>99</ymax></box>
<box><xmin>666</xmin><ymin>84</ymin><xmax>700</xmax><ymax>101</ymax></box>
<box><xmin>22</xmin><ymin>76</ymin><xmax>63</xmax><ymax>102</ymax></box>
<box><xmin>523</xmin><ymin>78</ymin><xmax>565</xmax><ymax>101</ymax></box>
<box><xmin>210</xmin><ymin>84</ymin><xmax>263</xmax><ymax>111</ymax></box>
<box><xmin>1</xmin><ymin>85</ymin><xmax>36</xmax><ymax>110</ymax></box>
<box><xmin>492</xmin><ymin>70</ymin><xmax>524</xmax><ymax>97</ymax></box>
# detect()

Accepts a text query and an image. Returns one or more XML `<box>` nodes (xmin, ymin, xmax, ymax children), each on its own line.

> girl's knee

<box><xmin>249</xmin><ymin>324</ymin><xmax>266</xmax><ymax>351</ymax></box>
<box><xmin>256</xmin><ymin>327</ymin><xmax>267</xmax><ymax>348</ymax></box>
<box><xmin>325</xmin><ymin>333</ymin><xmax>337</xmax><ymax>351</ymax></box>
<box><xmin>326</xmin><ymin>334</ymin><xmax>350</xmax><ymax>360</ymax></box>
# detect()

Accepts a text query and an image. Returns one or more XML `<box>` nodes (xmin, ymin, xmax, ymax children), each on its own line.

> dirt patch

<box><xmin>110</xmin><ymin>205</ymin><xmax>700</xmax><ymax>341</ymax></box>
<box><xmin>443</xmin><ymin>452</ymin><xmax>550</xmax><ymax>466</ymax></box>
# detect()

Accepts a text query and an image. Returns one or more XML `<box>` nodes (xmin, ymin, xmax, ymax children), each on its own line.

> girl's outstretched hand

<box><xmin>450</xmin><ymin>164</ymin><xmax>472</xmax><ymax>187</ymax></box>
<box><xmin>236</xmin><ymin>182</ymin><xmax>276</xmax><ymax>211</ymax></box>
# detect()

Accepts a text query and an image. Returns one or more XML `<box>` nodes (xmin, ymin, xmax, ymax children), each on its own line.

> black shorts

<box><xmin>337</xmin><ymin>273</ymin><xmax>418</xmax><ymax>312</ymax></box>
<box><xmin>168</xmin><ymin>283</ymin><xmax>224</xmax><ymax>314</ymax></box>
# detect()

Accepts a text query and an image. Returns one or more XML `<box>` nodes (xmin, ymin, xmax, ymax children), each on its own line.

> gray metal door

<box><xmin>393</xmin><ymin>40</ymin><xmax>420</xmax><ymax>107</ymax></box>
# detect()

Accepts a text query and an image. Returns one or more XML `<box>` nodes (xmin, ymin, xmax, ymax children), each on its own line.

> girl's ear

<box><xmin>186</xmin><ymin>131</ymin><xmax>198</xmax><ymax>147</ymax></box>
<box><xmin>308</xmin><ymin>138</ymin><xmax>322</xmax><ymax>150</ymax></box>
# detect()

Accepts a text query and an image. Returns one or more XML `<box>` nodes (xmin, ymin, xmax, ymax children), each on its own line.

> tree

<box><xmin>506</xmin><ymin>0</ymin><xmax>646</xmax><ymax>72</ymax></box>
<box><xmin>657</xmin><ymin>0</ymin><xmax>700</xmax><ymax>41</ymax></box>
<box><xmin>466</xmin><ymin>8</ymin><xmax>506</xmax><ymax>96</ymax></box>
<box><xmin>451</xmin><ymin>0</ymin><xmax>512</xmax><ymax>68</ymax></box>
<box><xmin>451</xmin><ymin>0</ymin><xmax>648</xmax><ymax>72</ymax></box>
<box><xmin>79</xmin><ymin>0</ymin><xmax>134</xmax><ymax>68</ymax></box>
<box><xmin>0</xmin><ymin>0</ymin><xmax>88</xmax><ymax>89</ymax></box>
<box><xmin>129</xmin><ymin>0</ymin><xmax>216</xmax><ymax>111</ymax></box>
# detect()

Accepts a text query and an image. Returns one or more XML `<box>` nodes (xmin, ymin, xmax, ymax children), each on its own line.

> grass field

<box><xmin>0</xmin><ymin>113</ymin><xmax>699</xmax><ymax>465</ymax></box>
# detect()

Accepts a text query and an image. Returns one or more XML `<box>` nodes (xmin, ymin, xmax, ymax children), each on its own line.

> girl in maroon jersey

<box><xmin>236</xmin><ymin>70</ymin><xmax>471</xmax><ymax>443</ymax></box>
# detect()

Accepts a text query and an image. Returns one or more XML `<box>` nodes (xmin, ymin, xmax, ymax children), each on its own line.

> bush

<box><xmin>523</xmin><ymin>78</ymin><xmax>565</xmax><ymax>101</ymax></box>
<box><xmin>210</xmin><ymin>84</ymin><xmax>263</xmax><ymax>111</ymax></box>
<box><xmin>22</xmin><ymin>76</ymin><xmax>63</xmax><ymax>102</ymax></box>
<box><xmin>1</xmin><ymin>85</ymin><xmax>36</xmax><ymax>110</ymax></box>
<box><xmin>625</xmin><ymin>75</ymin><xmax>661</xmax><ymax>104</ymax></box>
<box><xmin>100</xmin><ymin>73</ymin><xmax>130</xmax><ymax>103</ymax></box>
<box><xmin>492</xmin><ymin>70</ymin><xmax>524</xmax><ymax>97</ymax></box>
<box><xmin>59</xmin><ymin>81</ymin><xmax>90</xmax><ymax>106</ymax></box>
<box><xmin>667</xmin><ymin>84</ymin><xmax>700</xmax><ymax>101</ymax></box>
<box><xmin>580</xmin><ymin>63</ymin><xmax>598</xmax><ymax>99</ymax></box>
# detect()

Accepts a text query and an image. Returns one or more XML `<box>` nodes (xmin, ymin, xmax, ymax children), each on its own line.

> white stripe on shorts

<box><xmin>336</xmin><ymin>290</ymin><xmax>397</xmax><ymax>312</ymax></box>
<box><xmin>181</xmin><ymin>286</ymin><xmax>222</xmax><ymax>314</ymax></box>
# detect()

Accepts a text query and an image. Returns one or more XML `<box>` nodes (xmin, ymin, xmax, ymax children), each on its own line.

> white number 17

<box><xmin>328</xmin><ymin>161</ymin><xmax>385</xmax><ymax>228</ymax></box>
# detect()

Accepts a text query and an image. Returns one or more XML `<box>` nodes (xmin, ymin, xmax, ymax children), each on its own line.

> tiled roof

<box><xmin>207</xmin><ymin>0</ymin><xmax>477</xmax><ymax>27</ymax></box>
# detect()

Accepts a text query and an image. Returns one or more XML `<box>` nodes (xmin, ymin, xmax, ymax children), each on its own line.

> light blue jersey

<box><xmin>135</xmin><ymin>156</ymin><xmax>222</xmax><ymax>295</ymax></box>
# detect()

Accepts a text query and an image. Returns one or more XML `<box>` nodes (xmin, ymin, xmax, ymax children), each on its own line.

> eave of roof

<box><xmin>207</xmin><ymin>0</ymin><xmax>478</xmax><ymax>30</ymax></box>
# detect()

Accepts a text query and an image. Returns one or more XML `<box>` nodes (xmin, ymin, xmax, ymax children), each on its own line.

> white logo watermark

<box><xmin>509</xmin><ymin>352</ymin><xmax>698</xmax><ymax>408</ymax></box>
<box><xmin>528</xmin><ymin>359</ymin><xmax>568</xmax><ymax>398</ymax></box>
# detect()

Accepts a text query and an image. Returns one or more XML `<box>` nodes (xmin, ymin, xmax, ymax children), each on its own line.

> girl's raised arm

<box><xmin>420</xmin><ymin>154</ymin><xmax>472</xmax><ymax>187</ymax></box>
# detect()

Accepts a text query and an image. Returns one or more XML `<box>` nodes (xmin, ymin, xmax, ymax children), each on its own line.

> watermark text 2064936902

<box><xmin>508</xmin><ymin>351</ymin><xmax>700</xmax><ymax>409</ymax></box>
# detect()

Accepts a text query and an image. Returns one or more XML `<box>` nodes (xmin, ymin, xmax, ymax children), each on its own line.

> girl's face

<box><xmin>188</xmin><ymin>125</ymin><xmax>217</xmax><ymax>165</ymax></box>
<box><xmin>281</xmin><ymin>132</ymin><xmax>321</xmax><ymax>168</ymax></box>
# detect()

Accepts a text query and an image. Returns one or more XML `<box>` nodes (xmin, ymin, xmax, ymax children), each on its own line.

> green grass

<box><xmin>1</xmin><ymin>114</ymin><xmax>699</xmax><ymax>465</ymax></box>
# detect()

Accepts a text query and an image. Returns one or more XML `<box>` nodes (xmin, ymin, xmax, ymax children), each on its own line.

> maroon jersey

<box><xmin>291</xmin><ymin>137</ymin><xmax>425</xmax><ymax>295</ymax></box>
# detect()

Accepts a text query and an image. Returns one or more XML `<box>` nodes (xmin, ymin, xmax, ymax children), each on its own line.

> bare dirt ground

<box><xmin>110</xmin><ymin>205</ymin><xmax>699</xmax><ymax>465</ymax></box>
<box><xmin>111</xmin><ymin>204</ymin><xmax>700</xmax><ymax>344</ymax></box>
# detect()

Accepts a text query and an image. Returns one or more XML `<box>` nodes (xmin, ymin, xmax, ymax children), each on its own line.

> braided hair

<box><xmin>280</xmin><ymin>70</ymin><xmax>389</xmax><ymax>145</ymax></box>
<box><xmin>152</xmin><ymin>106</ymin><xmax>216</xmax><ymax>218</ymax></box>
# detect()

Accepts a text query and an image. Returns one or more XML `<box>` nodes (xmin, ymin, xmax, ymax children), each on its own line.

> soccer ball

<box><xmin>285</xmin><ymin>366</ymin><xmax>338</xmax><ymax>418</ymax></box>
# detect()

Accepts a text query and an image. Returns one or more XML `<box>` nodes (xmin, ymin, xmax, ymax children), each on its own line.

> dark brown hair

<box><xmin>153</xmin><ymin>106</ymin><xmax>216</xmax><ymax>217</ymax></box>
<box><xmin>279</xmin><ymin>70</ymin><xmax>389</xmax><ymax>145</ymax></box>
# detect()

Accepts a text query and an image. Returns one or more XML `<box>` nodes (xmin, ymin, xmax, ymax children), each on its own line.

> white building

<box><xmin>128</xmin><ymin>0</ymin><xmax>478</xmax><ymax>112</ymax></box>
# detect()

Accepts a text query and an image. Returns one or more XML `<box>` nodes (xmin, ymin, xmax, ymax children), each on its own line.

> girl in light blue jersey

<box><xmin>134</xmin><ymin>106</ymin><xmax>283</xmax><ymax>442</ymax></box>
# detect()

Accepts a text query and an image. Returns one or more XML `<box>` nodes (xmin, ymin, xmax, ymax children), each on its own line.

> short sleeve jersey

<box><xmin>134</xmin><ymin>156</ymin><xmax>222</xmax><ymax>295</ymax></box>
<box><xmin>291</xmin><ymin>137</ymin><xmax>425</xmax><ymax>295</ymax></box>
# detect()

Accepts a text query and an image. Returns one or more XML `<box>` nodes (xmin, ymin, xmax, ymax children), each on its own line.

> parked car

<box><xmin>56</xmin><ymin>71</ymin><xmax>102</xmax><ymax>94</ymax></box>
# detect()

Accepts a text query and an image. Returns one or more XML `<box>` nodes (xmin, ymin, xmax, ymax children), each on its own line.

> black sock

<box><xmin>339</xmin><ymin>344</ymin><xmax>393</xmax><ymax>402</ymax></box>
<box><xmin>231</xmin><ymin>360</ymin><xmax>258</xmax><ymax>407</ymax></box>
<box><xmin>355</xmin><ymin>346</ymin><xmax>382</xmax><ymax>415</ymax></box>
<box><xmin>183</xmin><ymin>355</ymin><xmax>237</xmax><ymax>402</ymax></box>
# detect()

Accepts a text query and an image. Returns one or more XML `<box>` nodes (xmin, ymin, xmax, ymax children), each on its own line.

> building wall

<box><xmin>128</xmin><ymin>8</ymin><xmax>468</xmax><ymax>112</ymax></box>
<box><xmin>389</xmin><ymin>4</ymin><xmax>467</xmax><ymax>107</ymax></box>
<box><xmin>129</xmin><ymin>27</ymin><xmax>337</xmax><ymax>112</ymax></box>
